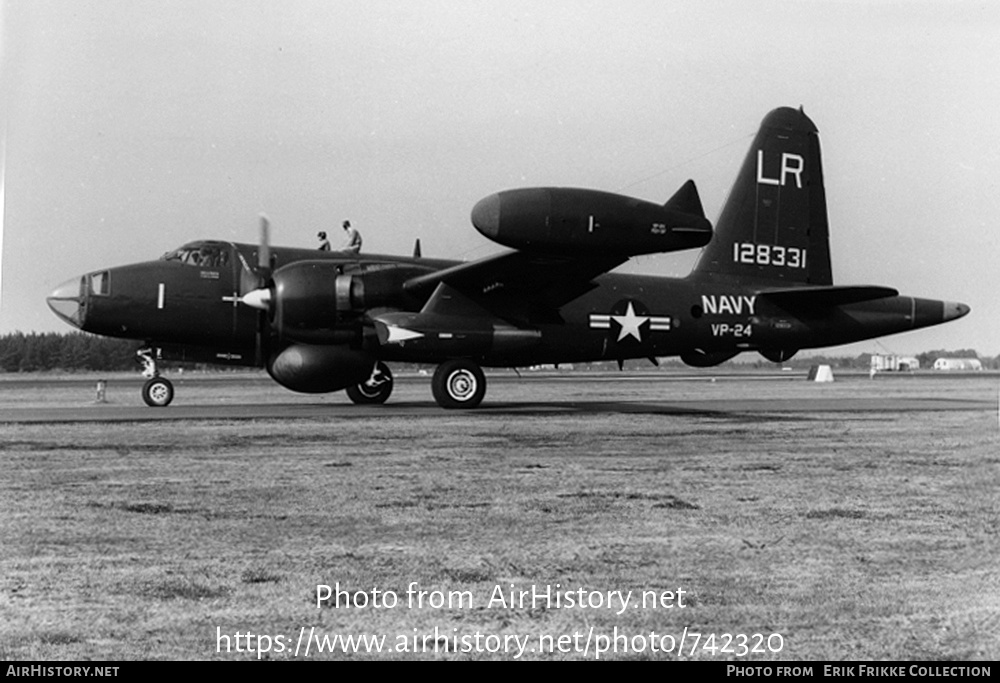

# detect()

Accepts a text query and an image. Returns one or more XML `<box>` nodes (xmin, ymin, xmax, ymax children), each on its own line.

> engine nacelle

<box><xmin>470</xmin><ymin>185</ymin><xmax>712</xmax><ymax>256</ymax></box>
<box><xmin>681</xmin><ymin>349</ymin><xmax>740</xmax><ymax>368</ymax></box>
<box><xmin>267</xmin><ymin>343</ymin><xmax>374</xmax><ymax>393</ymax></box>
<box><xmin>269</xmin><ymin>261</ymin><xmax>427</xmax><ymax>343</ymax></box>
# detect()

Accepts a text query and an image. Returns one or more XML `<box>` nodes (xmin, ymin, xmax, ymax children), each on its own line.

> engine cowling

<box><xmin>267</xmin><ymin>343</ymin><xmax>374</xmax><ymax>393</ymax></box>
<box><xmin>470</xmin><ymin>185</ymin><xmax>712</xmax><ymax>256</ymax></box>
<box><xmin>267</xmin><ymin>261</ymin><xmax>427</xmax><ymax>343</ymax></box>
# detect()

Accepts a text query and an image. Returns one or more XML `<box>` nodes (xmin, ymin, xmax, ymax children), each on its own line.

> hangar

<box><xmin>933</xmin><ymin>358</ymin><xmax>983</xmax><ymax>371</ymax></box>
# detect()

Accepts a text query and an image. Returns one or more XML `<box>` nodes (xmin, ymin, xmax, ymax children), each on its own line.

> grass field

<box><xmin>1</xmin><ymin>371</ymin><xmax>997</xmax><ymax>660</ymax></box>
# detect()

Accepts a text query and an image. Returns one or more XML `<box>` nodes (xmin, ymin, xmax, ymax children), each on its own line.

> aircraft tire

<box><xmin>432</xmin><ymin>359</ymin><xmax>486</xmax><ymax>409</ymax></box>
<box><xmin>142</xmin><ymin>377</ymin><xmax>174</xmax><ymax>407</ymax></box>
<box><xmin>346</xmin><ymin>362</ymin><xmax>394</xmax><ymax>404</ymax></box>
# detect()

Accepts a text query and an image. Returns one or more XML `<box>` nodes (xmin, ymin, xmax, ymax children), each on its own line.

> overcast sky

<box><xmin>2</xmin><ymin>0</ymin><xmax>997</xmax><ymax>356</ymax></box>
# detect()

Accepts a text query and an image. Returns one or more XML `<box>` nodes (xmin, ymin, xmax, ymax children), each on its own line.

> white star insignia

<box><xmin>611</xmin><ymin>302</ymin><xmax>649</xmax><ymax>342</ymax></box>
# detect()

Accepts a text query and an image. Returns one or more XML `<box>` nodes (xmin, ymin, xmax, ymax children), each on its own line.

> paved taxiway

<box><xmin>0</xmin><ymin>372</ymin><xmax>994</xmax><ymax>423</ymax></box>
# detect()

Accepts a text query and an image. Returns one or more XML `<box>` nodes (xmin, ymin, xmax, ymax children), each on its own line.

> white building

<box><xmin>870</xmin><ymin>354</ymin><xmax>919</xmax><ymax>371</ymax></box>
<box><xmin>933</xmin><ymin>358</ymin><xmax>983</xmax><ymax>371</ymax></box>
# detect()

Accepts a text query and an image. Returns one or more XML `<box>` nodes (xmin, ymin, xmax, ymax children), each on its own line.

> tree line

<box><xmin>0</xmin><ymin>332</ymin><xmax>141</xmax><ymax>372</ymax></box>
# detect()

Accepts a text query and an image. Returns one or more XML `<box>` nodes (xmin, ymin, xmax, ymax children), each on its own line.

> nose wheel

<box><xmin>142</xmin><ymin>377</ymin><xmax>175</xmax><ymax>407</ymax></box>
<box><xmin>137</xmin><ymin>348</ymin><xmax>174</xmax><ymax>407</ymax></box>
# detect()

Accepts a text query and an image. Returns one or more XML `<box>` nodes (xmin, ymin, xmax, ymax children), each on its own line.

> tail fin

<box><xmin>663</xmin><ymin>179</ymin><xmax>706</xmax><ymax>219</ymax></box>
<box><xmin>691</xmin><ymin>107</ymin><xmax>832</xmax><ymax>286</ymax></box>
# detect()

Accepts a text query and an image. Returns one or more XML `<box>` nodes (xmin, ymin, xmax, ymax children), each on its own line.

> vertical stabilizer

<box><xmin>692</xmin><ymin>107</ymin><xmax>832</xmax><ymax>286</ymax></box>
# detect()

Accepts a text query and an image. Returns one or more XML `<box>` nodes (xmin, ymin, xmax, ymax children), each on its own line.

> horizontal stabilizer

<box><xmin>759</xmin><ymin>285</ymin><xmax>899</xmax><ymax>309</ymax></box>
<box><xmin>663</xmin><ymin>179</ymin><xmax>705</xmax><ymax>219</ymax></box>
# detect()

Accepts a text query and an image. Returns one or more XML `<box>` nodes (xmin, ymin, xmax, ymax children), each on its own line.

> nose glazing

<box><xmin>47</xmin><ymin>276</ymin><xmax>86</xmax><ymax>328</ymax></box>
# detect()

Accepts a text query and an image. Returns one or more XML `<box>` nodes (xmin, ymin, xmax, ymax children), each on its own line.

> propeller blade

<box><xmin>249</xmin><ymin>214</ymin><xmax>273</xmax><ymax>369</ymax></box>
<box><xmin>238</xmin><ymin>260</ymin><xmax>258</xmax><ymax>296</ymax></box>
<box><xmin>258</xmin><ymin>214</ymin><xmax>271</xmax><ymax>271</ymax></box>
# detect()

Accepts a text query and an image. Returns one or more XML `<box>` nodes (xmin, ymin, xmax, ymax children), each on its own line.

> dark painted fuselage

<box><xmin>51</xmin><ymin>242</ymin><xmax>453</xmax><ymax>365</ymax></box>
<box><xmin>50</xmin><ymin>240</ymin><xmax>966</xmax><ymax>370</ymax></box>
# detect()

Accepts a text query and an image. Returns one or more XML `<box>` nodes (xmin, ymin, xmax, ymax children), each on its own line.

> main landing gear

<box><xmin>431</xmin><ymin>359</ymin><xmax>486</xmax><ymax>409</ymax></box>
<box><xmin>346</xmin><ymin>361</ymin><xmax>394</xmax><ymax>404</ymax></box>
<box><xmin>137</xmin><ymin>348</ymin><xmax>174</xmax><ymax>407</ymax></box>
<box><xmin>346</xmin><ymin>359</ymin><xmax>487</xmax><ymax>409</ymax></box>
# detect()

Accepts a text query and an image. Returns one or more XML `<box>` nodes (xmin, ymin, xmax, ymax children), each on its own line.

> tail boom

<box><xmin>748</xmin><ymin>295</ymin><xmax>970</xmax><ymax>350</ymax></box>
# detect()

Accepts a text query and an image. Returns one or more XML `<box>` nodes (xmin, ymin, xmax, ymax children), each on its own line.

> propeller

<box><xmin>238</xmin><ymin>214</ymin><xmax>271</xmax><ymax>298</ymax></box>
<box><xmin>238</xmin><ymin>214</ymin><xmax>274</xmax><ymax>365</ymax></box>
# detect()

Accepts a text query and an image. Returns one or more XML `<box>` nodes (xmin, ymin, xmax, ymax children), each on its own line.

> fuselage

<box><xmin>48</xmin><ymin>239</ymin><xmax>968</xmax><ymax>370</ymax></box>
<box><xmin>49</xmin><ymin>241</ymin><xmax>449</xmax><ymax>365</ymax></box>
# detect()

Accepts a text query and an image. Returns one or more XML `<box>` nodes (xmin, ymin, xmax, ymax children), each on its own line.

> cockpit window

<box><xmin>162</xmin><ymin>244</ymin><xmax>229</xmax><ymax>268</ymax></box>
<box><xmin>89</xmin><ymin>270</ymin><xmax>110</xmax><ymax>296</ymax></box>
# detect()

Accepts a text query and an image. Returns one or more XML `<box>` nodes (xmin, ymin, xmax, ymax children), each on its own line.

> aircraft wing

<box><xmin>403</xmin><ymin>250</ymin><xmax>627</xmax><ymax>324</ymax></box>
<box><xmin>758</xmin><ymin>285</ymin><xmax>899</xmax><ymax>310</ymax></box>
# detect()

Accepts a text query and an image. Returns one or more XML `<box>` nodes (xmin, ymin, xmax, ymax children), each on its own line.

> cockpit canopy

<box><xmin>161</xmin><ymin>241</ymin><xmax>230</xmax><ymax>268</ymax></box>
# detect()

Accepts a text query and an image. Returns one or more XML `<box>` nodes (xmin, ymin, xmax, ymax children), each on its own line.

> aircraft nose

<box><xmin>943</xmin><ymin>301</ymin><xmax>971</xmax><ymax>322</ymax></box>
<box><xmin>471</xmin><ymin>193</ymin><xmax>501</xmax><ymax>239</ymax></box>
<box><xmin>47</xmin><ymin>276</ymin><xmax>86</xmax><ymax>329</ymax></box>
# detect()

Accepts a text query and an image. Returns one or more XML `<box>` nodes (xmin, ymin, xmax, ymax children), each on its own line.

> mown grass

<box><xmin>0</xmin><ymin>377</ymin><xmax>998</xmax><ymax>660</ymax></box>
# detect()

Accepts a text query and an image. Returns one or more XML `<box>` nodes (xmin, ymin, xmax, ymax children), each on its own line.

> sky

<box><xmin>2</xmin><ymin>0</ymin><xmax>998</xmax><ymax>356</ymax></box>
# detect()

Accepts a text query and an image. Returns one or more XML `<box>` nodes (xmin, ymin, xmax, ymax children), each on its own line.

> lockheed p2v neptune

<box><xmin>47</xmin><ymin>108</ymin><xmax>969</xmax><ymax>409</ymax></box>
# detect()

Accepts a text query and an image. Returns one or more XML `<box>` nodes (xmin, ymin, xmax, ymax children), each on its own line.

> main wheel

<box><xmin>431</xmin><ymin>359</ymin><xmax>486</xmax><ymax>409</ymax></box>
<box><xmin>142</xmin><ymin>377</ymin><xmax>174</xmax><ymax>407</ymax></box>
<box><xmin>346</xmin><ymin>362</ymin><xmax>394</xmax><ymax>404</ymax></box>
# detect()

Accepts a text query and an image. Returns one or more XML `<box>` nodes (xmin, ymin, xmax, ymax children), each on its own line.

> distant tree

<box><xmin>0</xmin><ymin>332</ymin><xmax>140</xmax><ymax>373</ymax></box>
<box><xmin>17</xmin><ymin>334</ymin><xmax>41</xmax><ymax>372</ymax></box>
<box><xmin>0</xmin><ymin>333</ymin><xmax>20</xmax><ymax>371</ymax></box>
<box><xmin>57</xmin><ymin>334</ymin><xmax>85</xmax><ymax>370</ymax></box>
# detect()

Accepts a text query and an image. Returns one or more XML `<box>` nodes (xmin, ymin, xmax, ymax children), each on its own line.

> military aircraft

<box><xmin>47</xmin><ymin>107</ymin><xmax>969</xmax><ymax>409</ymax></box>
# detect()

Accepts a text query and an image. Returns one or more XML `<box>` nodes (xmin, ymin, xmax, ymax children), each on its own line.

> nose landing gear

<box><xmin>137</xmin><ymin>348</ymin><xmax>174</xmax><ymax>407</ymax></box>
